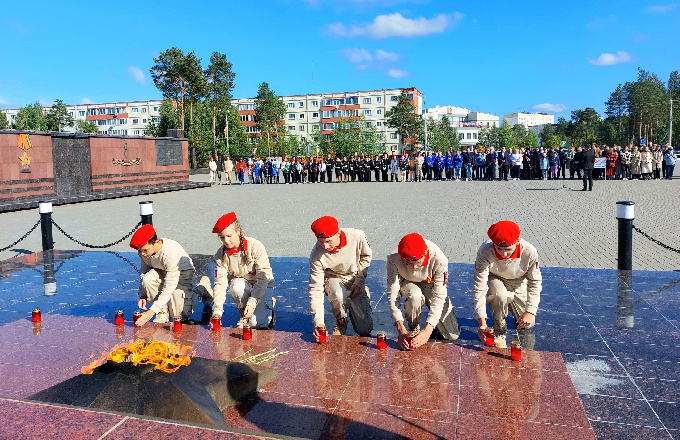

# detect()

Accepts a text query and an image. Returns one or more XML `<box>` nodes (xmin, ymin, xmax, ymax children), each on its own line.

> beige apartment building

<box><xmin>233</xmin><ymin>87</ymin><xmax>423</xmax><ymax>153</ymax></box>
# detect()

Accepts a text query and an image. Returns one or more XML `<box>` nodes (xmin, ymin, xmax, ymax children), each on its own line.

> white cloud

<box><xmin>588</xmin><ymin>51</ymin><xmax>632</xmax><ymax>66</ymax></box>
<box><xmin>326</xmin><ymin>12</ymin><xmax>461</xmax><ymax>39</ymax></box>
<box><xmin>128</xmin><ymin>66</ymin><xmax>148</xmax><ymax>85</ymax></box>
<box><xmin>387</xmin><ymin>69</ymin><xmax>408</xmax><ymax>78</ymax></box>
<box><xmin>375</xmin><ymin>49</ymin><xmax>399</xmax><ymax>61</ymax></box>
<box><xmin>532</xmin><ymin>103</ymin><xmax>566</xmax><ymax>113</ymax></box>
<box><xmin>646</xmin><ymin>4</ymin><xmax>676</xmax><ymax>12</ymax></box>
<box><xmin>79</xmin><ymin>98</ymin><xmax>92</xmax><ymax>104</ymax></box>
<box><xmin>340</xmin><ymin>48</ymin><xmax>374</xmax><ymax>63</ymax></box>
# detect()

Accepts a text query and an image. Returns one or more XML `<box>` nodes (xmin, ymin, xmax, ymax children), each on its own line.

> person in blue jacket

<box><xmin>475</xmin><ymin>150</ymin><xmax>486</xmax><ymax>180</ymax></box>
<box><xmin>424</xmin><ymin>151</ymin><xmax>434</xmax><ymax>181</ymax></box>
<box><xmin>271</xmin><ymin>159</ymin><xmax>279</xmax><ymax>184</ymax></box>
<box><xmin>444</xmin><ymin>152</ymin><xmax>454</xmax><ymax>181</ymax></box>
<box><xmin>452</xmin><ymin>150</ymin><xmax>463</xmax><ymax>181</ymax></box>
<box><xmin>433</xmin><ymin>152</ymin><xmax>443</xmax><ymax>181</ymax></box>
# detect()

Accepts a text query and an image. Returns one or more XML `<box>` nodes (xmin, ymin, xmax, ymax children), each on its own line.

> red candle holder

<box><xmin>405</xmin><ymin>331</ymin><xmax>417</xmax><ymax>350</ymax></box>
<box><xmin>32</xmin><ymin>322</ymin><xmax>42</xmax><ymax>336</ymax></box>
<box><xmin>511</xmin><ymin>340</ymin><xmax>522</xmax><ymax>361</ymax></box>
<box><xmin>317</xmin><ymin>325</ymin><xmax>327</xmax><ymax>343</ymax></box>
<box><xmin>132</xmin><ymin>311</ymin><xmax>142</xmax><ymax>326</ymax></box>
<box><xmin>173</xmin><ymin>318</ymin><xmax>183</xmax><ymax>333</ymax></box>
<box><xmin>376</xmin><ymin>331</ymin><xmax>387</xmax><ymax>350</ymax></box>
<box><xmin>210</xmin><ymin>315</ymin><xmax>221</xmax><ymax>331</ymax></box>
<box><xmin>32</xmin><ymin>308</ymin><xmax>42</xmax><ymax>323</ymax></box>
<box><xmin>243</xmin><ymin>324</ymin><xmax>252</xmax><ymax>340</ymax></box>
<box><xmin>484</xmin><ymin>328</ymin><xmax>495</xmax><ymax>347</ymax></box>
<box><xmin>114</xmin><ymin>310</ymin><xmax>124</xmax><ymax>326</ymax></box>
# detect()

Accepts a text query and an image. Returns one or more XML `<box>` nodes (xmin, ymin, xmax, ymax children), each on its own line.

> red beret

<box><xmin>213</xmin><ymin>212</ymin><xmax>237</xmax><ymax>233</ymax></box>
<box><xmin>311</xmin><ymin>216</ymin><xmax>339</xmax><ymax>238</ymax></box>
<box><xmin>130</xmin><ymin>224</ymin><xmax>156</xmax><ymax>249</ymax></box>
<box><xmin>487</xmin><ymin>220</ymin><xmax>520</xmax><ymax>246</ymax></box>
<box><xmin>398</xmin><ymin>233</ymin><xmax>427</xmax><ymax>260</ymax></box>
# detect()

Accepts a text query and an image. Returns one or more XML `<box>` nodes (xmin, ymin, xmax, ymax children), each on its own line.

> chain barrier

<box><xmin>632</xmin><ymin>224</ymin><xmax>680</xmax><ymax>255</ymax></box>
<box><xmin>51</xmin><ymin>219</ymin><xmax>142</xmax><ymax>249</ymax></box>
<box><xmin>0</xmin><ymin>219</ymin><xmax>42</xmax><ymax>253</ymax></box>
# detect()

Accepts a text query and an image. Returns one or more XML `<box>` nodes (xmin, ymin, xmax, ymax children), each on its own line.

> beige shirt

<box><xmin>386</xmin><ymin>239</ymin><xmax>449</xmax><ymax>328</ymax></box>
<box><xmin>472</xmin><ymin>238</ymin><xmax>542</xmax><ymax>320</ymax></box>
<box><xmin>224</xmin><ymin>159</ymin><xmax>234</xmax><ymax>173</ymax></box>
<box><xmin>140</xmin><ymin>238</ymin><xmax>195</xmax><ymax>313</ymax></box>
<box><xmin>213</xmin><ymin>236</ymin><xmax>274</xmax><ymax>310</ymax></box>
<box><xmin>308</xmin><ymin>228</ymin><xmax>372</xmax><ymax>326</ymax></box>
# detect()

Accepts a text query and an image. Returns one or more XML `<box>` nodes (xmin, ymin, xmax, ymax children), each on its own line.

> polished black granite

<box><xmin>0</xmin><ymin>252</ymin><xmax>678</xmax><ymax>439</ymax></box>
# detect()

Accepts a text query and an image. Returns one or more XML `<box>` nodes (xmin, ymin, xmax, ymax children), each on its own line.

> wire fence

<box><xmin>0</xmin><ymin>219</ymin><xmax>42</xmax><ymax>253</ymax></box>
<box><xmin>632</xmin><ymin>224</ymin><xmax>680</xmax><ymax>255</ymax></box>
<box><xmin>51</xmin><ymin>220</ymin><xmax>142</xmax><ymax>249</ymax></box>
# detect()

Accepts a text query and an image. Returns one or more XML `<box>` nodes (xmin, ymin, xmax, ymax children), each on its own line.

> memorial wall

<box><xmin>0</xmin><ymin>131</ymin><xmax>189</xmax><ymax>209</ymax></box>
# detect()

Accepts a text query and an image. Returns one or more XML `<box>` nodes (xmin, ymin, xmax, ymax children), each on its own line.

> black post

<box><xmin>139</xmin><ymin>201</ymin><xmax>153</xmax><ymax>225</ymax></box>
<box><xmin>616</xmin><ymin>201</ymin><xmax>635</xmax><ymax>270</ymax></box>
<box><xmin>39</xmin><ymin>202</ymin><xmax>54</xmax><ymax>251</ymax></box>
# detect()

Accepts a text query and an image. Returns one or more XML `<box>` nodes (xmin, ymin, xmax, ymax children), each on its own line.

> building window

<box><xmin>364</xmin><ymin>110</ymin><xmax>371</xmax><ymax>116</ymax></box>
<box><xmin>377</xmin><ymin>109</ymin><xmax>382</xmax><ymax>115</ymax></box>
<box><xmin>133</xmin><ymin>130</ymin><xmax>140</xmax><ymax>135</ymax></box>
<box><xmin>299</xmin><ymin>114</ymin><xmax>304</xmax><ymax>119</ymax></box>
<box><xmin>299</xmin><ymin>125</ymin><xmax>305</xmax><ymax>131</ymax></box>
<box><xmin>288</xmin><ymin>126</ymin><xmax>295</xmax><ymax>130</ymax></box>
<box><xmin>154</xmin><ymin>117</ymin><xmax>159</xmax><ymax>122</ymax></box>
<box><xmin>153</xmin><ymin>106</ymin><xmax>159</xmax><ymax>112</ymax></box>
<box><xmin>377</xmin><ymin>121</ymin><xmax>382</xmax><ymax>127</ymax></box>
<box><xmin>473</xmin><ymin>133</ymin><xmax>478</xmax><ymax>139</ymax></box>
<box><xmin>390</xmin><ymin>96</ymin><xmax>397</xmax><ymax>101</ymax></box>
<box><xmin>299</xmin><ymin>102</ymin><xmax>304</xmax><ymax>108</ymax></box>
<box><xmin>288</xmin><ymin>103</ymin><xmax>295</xmax><ymax>108</ymax></box>
<box><xmin>390</xmin><ymin>133</ymin><xmax>398</xmax><ymax>139</ymax></box>
<box><xmin>366</xmin><ymin>122</ymin><xmax>372</xmax><ymax>127</ymax></box>
<box><xmin>132</xmin><ymin>108</ymin><xmax>138</xmax><ymax>113</ymax></box>
<box><xmin>142</xmin><ymin>108</ymin><xmax>147</xmax><ymax>113</ymax></box>
<box><xmin>467</xmin><ymin>133</ymin><xmax>471</xmax><ymax>139</ymax></box>
<box><xmin>311</xmin><ymin>100</ymin><xmax>318</xmax><ymax>106</ymax></box>
<box><xmin>377</xmin><ymin>97</ymin><xmax>382</xmax><ymax>103</ymax></box>
<box><xmin>79</xmin><ymin>111</ymin><xmax>85</xmax><ymax>117</ymax></box>
<box><xmin>133</xmin><ymin>119</ymin><xmax>139</xmax><ymax>124</ymax></box>
<box><xmin>69</xmin><ymin>112</ymin><xmax>73</xmax><ymax>117</ymax></box>
<box><xmin>364</xmin><ymin>98</ymin><xmax>371</xmax><ymax>104</ymax></box>
<box><xmin>142</xmin><ymin>119</ymin><xmax>147</xmax><ymax>123</ymax></box>
<box><xmin>312</xmin><ymin>112</ymin><xmax>319</xmax><ymax>118</ymax></box>
<box><xmin>459</xmin><ymin>134</ymin><xmax>464</xmax><ymax>140</ymax></box>
<box><xmin>288</xmin><ymin>113</ymin><xmax>295</xmax><ymax>119</ymax></box>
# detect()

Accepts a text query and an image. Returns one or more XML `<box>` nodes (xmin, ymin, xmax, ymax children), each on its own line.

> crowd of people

<box><xmin>207</xmin><ymin>142</ymin><xmax>676</xmax><ymax>185</ymax></box>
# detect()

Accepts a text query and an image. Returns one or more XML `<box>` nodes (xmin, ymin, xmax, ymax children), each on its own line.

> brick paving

<box><xmin>1</xmin><ymin>176</ymin><xmax>678</xmax><ymax>270</ymax></box>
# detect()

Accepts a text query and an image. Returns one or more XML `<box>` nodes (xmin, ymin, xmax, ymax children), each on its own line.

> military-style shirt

<box><xmin>308</xmin><ymin>228</ymin><xmax>372</xmax><ymax>327</ymax></box>
<box><xmin>386</xmin><ymin>239</ymin><xmax>449</xmax><ymax>328</ymax></box>
<box><xmin>213</xmin><ymin>236</ymin><xmax>274</xmax><ymax>310</ymax></box>
<box><xmin>472</xmin><ymin>238</ymin><xmax>542</xmax><ymax>320</ymax></box>
<box><xmin>140</xmin><ymin>238</ymin><xmax>195</xmax><ymax>314</ymax></box>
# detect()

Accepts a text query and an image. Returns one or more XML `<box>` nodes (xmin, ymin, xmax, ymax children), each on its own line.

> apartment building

<box><xmin>503</xmin><ymin>112</ymin><xmax>555</xmax><ymax>129</ymax></box>
<box><xmin>3</xmin><ymin>100</ymin><xmax>162</xmax><ymax>136</ymax></box>
<box><xmin>425</xmin><ymin>105</ymin><xmax>500</xmax><ymax>147</ymax></box>
<box><xmin>233</xmin><ymin>87</ymin><xmax>423</xmax><ymax>153</ymax></box>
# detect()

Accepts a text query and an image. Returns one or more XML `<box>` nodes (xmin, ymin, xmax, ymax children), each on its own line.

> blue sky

<box><xmin>1</xmin><ymin>0</ymin><xmax>678</xmax><ymax>119</ymax></box>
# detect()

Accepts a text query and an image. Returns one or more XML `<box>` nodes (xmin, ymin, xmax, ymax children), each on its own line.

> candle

<box><xmin>376</xmin><ymin>331</ymin><xmax>387</xmax><ymax>350</ymax></box>
<box><xmin>173</xmin><ymin>318</ymin><xmax>183</xmax><ymax>333</ymax></box>
<box><xmin>32</xmin><ymin>308</ymin><xmax>42</xmax><ymax>323</ymax></box>
<box><xmin>484</xmin><ymin>328</ymin><xmax>495</xmax><ymax>347</ymax></box>
<box><xmin>114</xmin><ymin>310</ymin><xmax>124</xmax><ymax>326</ymax></box>
<box><xmin>210</xmin><ymin>315</ymin><xmax>221</xmax><ymax>331</ymax></box>
<box><xmin>405</xmin><ymin>331</ymin><xmax>417</xmax><ymax>350</ymax></box>
<box><xmin>511</xmin><ymin>340</ymin><xmax>522</xmax><ymax>361</ymax></box>
<box><xmin>243</xmin><ymin>324</ymin><xmax>252</xmax><ymax>340</ymax></box>
<box><xmin>132</xmin><ymin>311</ymin><xmax>142</xmax><ymax>326</ymax></box>
<box><xmin>317</xmin><ymin>325</ymin><xmax>327</xmax><ymax>343</ymax></box>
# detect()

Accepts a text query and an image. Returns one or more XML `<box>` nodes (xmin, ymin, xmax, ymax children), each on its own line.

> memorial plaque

<box><xmin>156</xmin><ymin>140</ymin><xmax>183</xmax><ymax>166</ymax></box>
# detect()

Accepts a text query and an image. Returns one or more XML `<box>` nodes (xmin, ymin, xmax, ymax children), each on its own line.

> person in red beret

<box><xmin>196</xmin><ymin>212</ymin><xmax>275</xmax><ymax>329</ymax></box>
<box><xmin>129</xmin><ymin>224</ymin><xmax>196</xmax><ymax>327</ymax></box>
<box><xmin>308</xmin><ymin>215</ymin><xmax>373</xmax><ymax>340</ymax></box>
<box><xmin>473</xmin><ymin>220</ymin><xmax>542</xmax><ymax>348</ymax></box>
<box><xmin>386</xmin><ymin>233</ymin><xmax>460</xmax><ymax>350</ymax></box>
<box><xmin>208</xmin><ymin>156</ymin><xmax>217</xmax><ymax>185</ymax></box>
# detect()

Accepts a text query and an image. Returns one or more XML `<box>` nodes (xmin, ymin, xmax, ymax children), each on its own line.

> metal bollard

<box><xmin>39</xmin><ymin>202</ymin><xmax>54</xmax><ymax>251</ymax></box>
<box><xmin>616</xmin><ymin>201</ymin><xmax>635</xmax><ymax>270</ymax></box>
<box><xmin>139</xmin><ymin>201</ymin><xmax>153</xmax><ymax>225</ymax></box>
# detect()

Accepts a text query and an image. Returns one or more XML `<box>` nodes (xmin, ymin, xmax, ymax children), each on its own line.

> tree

<box><xmin>150</xmin><ymin>47</ymin><xmax>188</xmax><ymax>131</ymax></box>
<box><xmin>75</xmin><ymin>119</ymin><xmax>98</xmax><ymax>133</ymax></box>
<box><xmin>604</xmin><ymin>84</ymin><xmax>627</xmax><ymax>145</ymax></box>
<box><xmin>385</xmin><ymin>91</ymin><xmax>423</xmax><ymax>150</ymax></box>
<box><xmin>511</xmin><ymin>124</ymin><xmax>527</xmax><ymax>148</ymax></box>
<box><xmin>427</xmin><ymin>116</ymin><xmax>459</xmax><ymax>152</ymax></box>
<box><xmin>358</xmin><ymin>116</ymin><xmax>385</xmax><ymax>156</ymax></box>
<box><xmin>204</xmin><ymin>52</ymin><xmax>235</xmax><ymax>158</ymax></box>
<box><xmin>330</xmin><ymin>117</ymin><xmax>361</xmax><ymax>158</ymax></box>
<box><xmin>668</xmin><ymin>70</ymin><xmax>680</xmax><ymax>146</ymax></box>
<box><xmin>539</xmin><ymin>123</ymin><xmax>555</xmax><ymax>147</ymax></box>
<box><xmin>625</xmin><ymin>68</ymin><xmax>667</xmax><ymax>144</ymax></box>
<box><xmin>478</xmin><ymin>126</ymin><xmax>499</xmax><ymax>150</ymax></box>
<box><xmin>14</xmin><ymin>102</ymin><xmax>44</xmax><ymax>130</ymax></box>
<box><xmin>0</xmin><ymin>111</ymin><xmax>9</xmax><ymax>129</ymax></box>
<box><xmin>43</xmin><ymin>99</ymin><xmax>74</xmax><ymax>132</ymax></box>
<box><xmin>254</xmin><ymin>82</ymin><xmax>286</xmax><ymax>157</ymax></box>
<box><xmin>498</xmin><ymin>121</ymin><xmax>514</xmax><ymax>149</ymax></box>
<box><xmin>570</xmin><ymin>107</ymin><xmax>601</xmax><ymax>144</ymax></box>
<box><xmin>220</xmin><ymin>104</ymin><xmax>249</xmax><ymax>158</ymax></box>
<box><xmin>145</xmin><ymin>99</ymin><xmax>178</xmax><ymax>137</ymax></box>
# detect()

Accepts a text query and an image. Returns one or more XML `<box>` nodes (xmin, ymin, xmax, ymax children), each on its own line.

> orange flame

<box><xmin>81</xmin><ymin>339</ymin><xmax>195</xmax><ymax>374</ymax></box>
